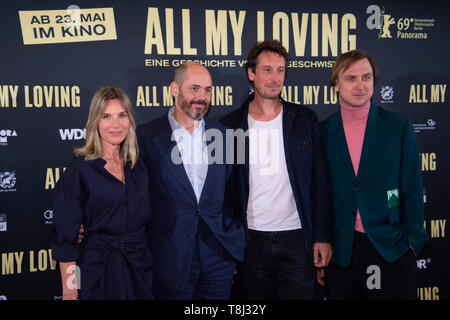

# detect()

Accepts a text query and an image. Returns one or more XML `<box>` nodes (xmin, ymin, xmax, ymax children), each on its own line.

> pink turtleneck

<box><xmin>340</xmin><ymin>100</ymin><xmax>371</xmax><ymax>233</ymax></box>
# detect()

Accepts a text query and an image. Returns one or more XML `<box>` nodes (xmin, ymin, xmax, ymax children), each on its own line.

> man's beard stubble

<box><xmin>180</xmin><ymin>98</ymin><xmax>209</xmax><ymax>121</ymax></box>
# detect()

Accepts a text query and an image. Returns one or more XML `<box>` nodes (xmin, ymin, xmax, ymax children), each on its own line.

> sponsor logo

<box><xmin>380</xmin><ymin>86</ymin><xmax>394</xmax><ymax>103</ymax></box>
<box><xmin>413</xmin><ymin>118</ymin><xmax>436</xmax><ymax>133</ymax></box>
<box><xmin>417</xmin><ymin>258</ymin><xmax>432</xmax><ymax>270</ymax></box>
<box><xmin>0</xmin><ymin>129</ymin><xmax>18</xmax><ymax>146</ymax></box>
<box><xmin>59</xmin><ymin>128</ymin><xmax>86</xmax><ymax>140</ymax></box>
<box><xmin>44</xmin><ymin>210</ymin><xmax>53</xmax><ymax>225</ymax></box>
<box><xmin>0</xmin><ymin>172</ymin><xmax>17</xmax><ymax>192</ymax></box>
<box><xmin>0</xmin><ymin>214</ymin><xmax>7</xmax><ymax>232</ymax></box>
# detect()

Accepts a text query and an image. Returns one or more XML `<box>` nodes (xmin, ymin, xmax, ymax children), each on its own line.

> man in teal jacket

<box><xmin>319</xmin><ymin>50</ymin><xmax>428</xmax><ymax>299</ymax></box>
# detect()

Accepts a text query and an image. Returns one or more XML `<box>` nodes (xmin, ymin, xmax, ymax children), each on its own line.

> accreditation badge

<box><xmin>387</xmin><ymin>188</ymin><xmax>400</xmax><ymax>208</ymax></box>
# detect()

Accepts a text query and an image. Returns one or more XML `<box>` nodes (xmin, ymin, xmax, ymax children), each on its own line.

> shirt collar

<box><xmin>168</xmin><ymin>106</ymin><xmax>205</xmax><ymax>135</ymax></box>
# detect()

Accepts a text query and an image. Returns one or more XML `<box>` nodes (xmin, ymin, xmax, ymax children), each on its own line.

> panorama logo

<box><xmin>0</xmin><ymin>129</ymin><xmax>17</xmax><ymax>146</ymax></box>
<box><xmin>366</xmin><ymin>5</ymin><xmax>434</xmax><ymax>40</ymax></box>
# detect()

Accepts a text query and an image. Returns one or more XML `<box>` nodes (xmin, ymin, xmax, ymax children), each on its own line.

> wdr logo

<box><xmin>59</xmin><ymin>128</ymin><xmax>86</xmax><ymax>140</ymax></box>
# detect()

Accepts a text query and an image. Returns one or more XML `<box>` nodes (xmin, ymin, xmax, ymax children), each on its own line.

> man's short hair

<box><xmin>173</xmin><ymin>62</ymin><xmax>190</xmax><ymax>85</ymax></box>
<box><xmin>244</xmin><ymin>40</ymin><xmax>289</xmax><ymax>76</ymax></box>
<box><xmin>330</xmin><ymin>50</ymin><xmax>378</xmax><ymax>87</ymax></box>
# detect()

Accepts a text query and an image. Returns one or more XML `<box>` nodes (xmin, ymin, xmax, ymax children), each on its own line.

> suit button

<box><xmin>354</xmin><ymin>187</ymin><xmax>360</xmax><ymax>192</ymax></box>
<box><xmin>189</xmin><ymin>233</ymin><xmax>195</xmax><ymax>238</ymax></box>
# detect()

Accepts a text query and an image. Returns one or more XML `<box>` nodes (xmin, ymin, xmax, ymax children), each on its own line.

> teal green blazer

<box><xmin>320</xmin><ymin>104</ymin><xmax>428</xmax><ymax>267</ymax></box>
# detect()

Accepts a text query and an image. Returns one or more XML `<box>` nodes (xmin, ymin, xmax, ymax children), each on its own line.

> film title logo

<box><xmin>135</xmin><ymin>84</ymin><xmax>338</xmax><ymax>107</ymax></box>
<box><xmin>281</xmin><ymin>85</ymin><xmax>338</xmax><ymax>105</ymax></box>
<box><xmin>409</xmin><ymin>84</ymin><xmax>446</xmax><ymax>104</ymax></box>
<box><xmin>144</xmin><ymin>7</ymin><xmax>356</xmax><ymax>68</ymax></box>
<box><xmin>45</xmin><ymin>167</ymin><xmax>66</xmax><ymax>190</ymax></box>
<box><xmin>418</xmin><ymin>287</ymin><xmax>439</xmax><ymax>300</ymax></box>
<box><xmin>0</xmin><ymin>85</ymin><xmax>80</xmax><ymax>108</ymax></box>
<box><xmin>366</xmin><ymin>5</ymin><xmax>435</xmax><ymax>40</ymax></box>
<box><xmin>1</xmin><ymin>249</ymin><xmax>56</xmax><ymax>275</ymax></box>
<box><xmin>423</xmin><ymin>219</ymin><xmax>446</xmax><ymax>239</ymax></box>
<box><xmin>420</xmin><ymin>152</ymin><xmax>436</xmax><ymax>172</ymax></box>
<box><xmin>18</xmin><ymin>6</ymin><xmax>117</xmax><ymax>45</ymax></box>
<box><xmin>136</xmin><ymin>85</ymin><xmax>233</xmax><ymax>107</ymax></box>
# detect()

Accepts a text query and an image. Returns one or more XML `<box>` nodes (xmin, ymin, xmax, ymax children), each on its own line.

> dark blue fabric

<box><xmin>155</xmin><ymin>218</ymin><xmax>236</xmax><ymax>299</ymax></box>
<box><xmin>137</xmin><ymin>115</ymin><xmax>246</xmax><ymax>298</ymax></box>
<box><xmin>51</xmin><ymin>156</ymin><xmax>153</xmax><ymax>300</ymax></box>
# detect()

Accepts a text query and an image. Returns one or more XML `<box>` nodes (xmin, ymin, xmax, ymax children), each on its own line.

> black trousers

<box><xmin>326</xmin><ymin>231</ymin><xmax>418</xmax><ymax>300</ymax></box>
<box><xmin>232</xmin><ymin>228</ymin><xmax>314</xmax><ymax>300</ymax></box>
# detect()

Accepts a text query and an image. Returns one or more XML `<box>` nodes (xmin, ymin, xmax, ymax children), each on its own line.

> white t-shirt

<box><xmin>246</xmin><ymin>109</ymin><xmax>302</xmax><ymax>231</ymax></box>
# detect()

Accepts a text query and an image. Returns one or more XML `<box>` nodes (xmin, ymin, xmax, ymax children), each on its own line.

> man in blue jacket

<box><xmin>320</xmin><ymin>50</ymin><xmax>428</xmax><ymax>299</ymax></box>
<box><xmin>221</xmin><ymin>40</ymin><xmax>332</xmax><ymax>299</ymax></box>
<box><xmin>137</xmin><ymin>62</ymin><xmax>245</xmax><ymax>299</ymax></box>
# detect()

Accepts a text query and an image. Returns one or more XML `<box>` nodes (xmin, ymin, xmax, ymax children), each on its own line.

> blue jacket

<box><xmin>137</xmin><ymin>114</ymin><xmax>246</xmax><ymax>294</ymax></box>
<box><xmin>220</xmin><ymin>95</ymin><xmax>332</xmax><ymax>251</ymax></box>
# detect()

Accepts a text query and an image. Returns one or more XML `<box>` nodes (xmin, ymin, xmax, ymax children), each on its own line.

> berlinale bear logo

<box><xmin>366</xmin><ymin>5</ymin><xmax>396</xmax><ymax>39</ymax></box>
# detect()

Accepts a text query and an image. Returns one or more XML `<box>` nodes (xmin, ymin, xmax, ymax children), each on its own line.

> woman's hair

<box><xmin>74</xmin><ymin>86</ymin><xmax>138</xmax><ymax>168</ymax></box>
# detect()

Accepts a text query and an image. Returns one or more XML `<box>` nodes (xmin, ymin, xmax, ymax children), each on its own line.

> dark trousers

<box><xmin>326</xmin><ymin>231</ymin><xmax>418</xmax><ymax>300</ymax></box>
<box><xmin>176</xmin><ymin>218</ymin><xmax>236</xmax><ymax>300</ymax></box>
<box><xmin>232</xmin><ymin>228</ymin><xmax>314</xmax><ymax>300</ymax></box>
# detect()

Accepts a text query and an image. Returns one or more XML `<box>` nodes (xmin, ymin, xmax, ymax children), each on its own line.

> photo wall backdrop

<box><xmin>0</xmin><ymin>0</ymin><xmax>449</xmax><ymax>300</ymax></box>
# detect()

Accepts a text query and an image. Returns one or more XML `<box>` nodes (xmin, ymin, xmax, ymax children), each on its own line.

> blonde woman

<box><xmin>52</xmin><ymin>87</ymin><xmax>153</xmax><ymax>300</ymax></box>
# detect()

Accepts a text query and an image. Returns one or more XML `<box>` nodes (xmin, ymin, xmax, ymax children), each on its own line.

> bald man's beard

<box><xmin>178</xmin><ymin>97</ymin><xmax>210</xmax><ymax>121</ymax></box>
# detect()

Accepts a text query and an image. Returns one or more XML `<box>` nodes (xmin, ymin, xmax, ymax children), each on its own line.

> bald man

<box><xmin>137</xmin><ymin>62</ymin><xmax>245</xmax><ymax>299</ymax></box>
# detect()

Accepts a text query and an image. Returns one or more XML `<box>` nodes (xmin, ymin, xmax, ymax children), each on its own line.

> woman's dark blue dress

<box><xmin>51</xmin><ymin>156</ymin><xmax>153</xmax><ymax>300</ymax></box>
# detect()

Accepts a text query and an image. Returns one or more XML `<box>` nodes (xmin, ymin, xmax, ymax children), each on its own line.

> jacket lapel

<box><xmin>282</xmin><ymin>102</ymin><xmax>295</xmax><ymax>149</ymax></box>
<box><xmin>236</xmin><ymin>99</ymin><xmax>251</xmax><ymax>193</ymax></box>
<box><xmin>197</xmin><ymin>120</ymin><xmax>218</xmax><ymax>204</ymax></box>
<box><xmin>152</xmin><ymin>116</ymin><xmax>197</xmax><ymax>202</ymax></box>
<box><xmin>327</xmin><ymin>112</ymin><xmax>356</xmax><ymax>180</ymax></box>
<box><xmin>356</xmin><ymin>105</ymin><xmax>387</xmax><ymax>183</ymax></box>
